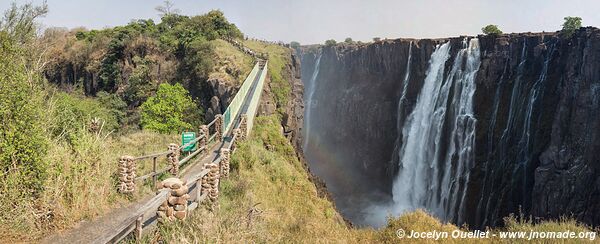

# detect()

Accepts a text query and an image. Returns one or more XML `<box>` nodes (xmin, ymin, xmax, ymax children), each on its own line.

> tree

<box><xmin>562</xmin><ymin>16</ymin><xmax>582</xmax><ymax>38</ymax></box>
<box><xmin>0</xmin><ymin>1</ymin><xmax>48</xmax><ymax>44</ymax></box>
<box><xmin>140</xmin><ymin>83</ymin><xmax>200</xmax><ymax>133</ymax></box>
<box><xmin>155</xmin><ymin>0</ymin><xmax>180</xmax><ymax>17</ymax></box>
<box><xmin>373</xmin><ymin>37</ymin><xmax>381</xmax><ymax>42</ymax></box>
<box><xmin>482</xmin><ymin>24</ymin><xmax>503</xmax><ymax>35</ymax></box>
<box><xmin>290</xmin><ymin>41</ymin><xmax>300</xmax><ymax>49</ymax></box>
<box><xmin>344</xmin><ymin>37</ymin><xmax>354</xmax><ymax>44</ymax></box>
<box><xmin>324</xmin><ymin>39</ymin><xmax>337</xmax><ymax>46</ymax></box>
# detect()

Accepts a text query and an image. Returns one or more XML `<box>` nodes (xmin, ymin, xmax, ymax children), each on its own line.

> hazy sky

<box><xmin>1</xmin><ymin>0</ymin><xmax>599</xmax><ymax>44</ymax></box>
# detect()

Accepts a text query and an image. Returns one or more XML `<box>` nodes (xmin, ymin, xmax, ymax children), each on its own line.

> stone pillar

<box><xmin>167</xmin><ymin>143</ymin><xmax>180</xmax><ymax>176</ymax></box>
<box><xmin>118</xmin><ymin>156</ymin><xmax>136</xmax><ymax>193</ymax></box>
<box><xmin>214</xmin><ymin>114</ymin><xmax>223</xmax><ymax>141</ymax></box>
<box><xmin>220</xmin><ymin>148</ymin><xmax>230</xmax><ymax>178</ymax></box>
<box><xmin>199</xmin><ymin>125</ymin><xmax>208</xmax><ymax>149</ymax></box>
<box><xmin>239</xmin><ymin>114</ymin><xmax>248</xmax><ymax>141</ymax></box>
<box><xmin>157</xmin><ymin>178</ymin><xmax>190</xmax><ymax>222</ymax></box>
<box><xmin>204</xmin><ymin>163</ymin><xmax>220</xmax><ymax>201</ymax></box>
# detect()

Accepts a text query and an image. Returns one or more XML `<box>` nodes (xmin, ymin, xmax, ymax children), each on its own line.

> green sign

<box><xmin>181</xmin><ymin>132</ymin><xmax>197</xmax><ymax>152</ymax></box>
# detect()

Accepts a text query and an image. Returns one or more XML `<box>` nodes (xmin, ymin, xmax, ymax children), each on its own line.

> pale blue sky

<box><xmin>1</xmin><ymin>0</ymin><xmax>599</xmax><ymax>44</ymax></box>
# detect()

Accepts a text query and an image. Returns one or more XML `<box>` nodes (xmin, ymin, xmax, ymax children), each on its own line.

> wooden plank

<box><xmin>94</xmin><ymin>190</ymin><xmax>169</xmax><ymax>244</ymax></box>
<box><xmin>133</xmin><ymin>151</ymin><xmax>170</xmax><ymax>161</ymax></box>
<box><xmin>178</xmin><ymin>146</ymin><xmax>205</xmax><ymax>165</ymax></box>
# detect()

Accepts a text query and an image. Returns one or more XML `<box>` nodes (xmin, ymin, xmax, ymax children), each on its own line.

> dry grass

<box><xmin>0</xmin><ymin>130</ymin><xmax>178</xmax><ymax>241</ymax></box>
<box><xmin>209</xmin><ymin>39</ymin><xmax>254</xmax><ymax>86</ymax></box>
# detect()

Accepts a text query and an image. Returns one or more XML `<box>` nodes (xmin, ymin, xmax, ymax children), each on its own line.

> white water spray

<box><xmin>303</xmin><ymin>54</ymin><xmax>322</xmax><ymax>151</ymax></box>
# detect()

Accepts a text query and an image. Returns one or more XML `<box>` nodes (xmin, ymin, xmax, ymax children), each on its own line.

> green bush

<box><xmin>344</xmin><ymin>37</ymin><xmax>354</xmax><ymax>44</ymax></box>
<box><xmin>562</xmin><ymin>16</ymin><xmax>582</xmax><ymax>38</ymax></box>
<box><xmin>140</xmin><ymin>83</ymin><xmax>202</xmax><ymax>133</ymax></box>
<box><xmin>324</xmin><ymin>39</ymin><xmax>337</xmax><ymax>46</ymax></box>
<box><xmin>51</xmin><ymin>92</ymin><xmax>121</xmax><ymax>144</ymax></box>
<box><xmin>289</xmin><ymin>41</ymin><xmax>300</xmax><ymax>49</ymax></box>
<box><xmin>482</xmin><ymin>24</ymin><xmax>503</xmax><ymax>35</ymax></box>
<box><xmin>0</xmin><ymin>33</ymin><xmax>48</xmax><ymax>197</ymax></box>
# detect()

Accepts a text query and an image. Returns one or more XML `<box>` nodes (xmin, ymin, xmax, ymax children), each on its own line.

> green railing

<box><xmin>244</xmin><ymin>61</ymin><xmax>268</xmax><ymax>136</ymax></box>
<box><xmin>222</xmin><ymin>62</ymin><xmax>261</xmax><ymax>135</ymax></box>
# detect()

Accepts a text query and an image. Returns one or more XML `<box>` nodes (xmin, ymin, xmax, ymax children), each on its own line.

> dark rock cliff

<box><xmin>300</xmin><ymin>27</ymin><xmax>600</xmax><ymax>228</ymax></box>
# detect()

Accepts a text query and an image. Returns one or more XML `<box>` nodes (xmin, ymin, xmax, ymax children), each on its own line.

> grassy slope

<box><xmin>209</xmin><ymin>39</ymin><xmax>254</xmax><ymax>86</ymax></box>
<box><xmin>242</xmin><ymin>40</ymin><xmax>291</xmax><ymax>115</ymax></box>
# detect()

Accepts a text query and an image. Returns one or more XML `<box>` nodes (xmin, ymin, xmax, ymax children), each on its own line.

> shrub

<box><xmin>373</xmin><ymin>37</ymin><xmax>381</xmax><ymax>42</ymax></box>
<box><xmin>0</xmin><ymin>33</ymin><xmax>48</xmax><ymax>197</ymax></box>
<box><xmin>344</xmin><ymin>37</ymin><xmax>354</xmax><ymax>44</ymax></box>
<box><xmin>140</xmin><ymin>83</ymin><xmax>201</xmax><ymax>133</ymax></box>
<box><xmin>50</xmin><ymin>92</ymin><xmax>121</xmax><ymax>143</ymax></box>
<box><xmin>562</xmin><ymin>16</ymin><xmax>582</xmax><ymax>38</ymax></box>
<box><xmin>482</xmin><ymin>24</ymin><xmax>503</xmax><ymax>35</ymax></box>
<box><xmin>324</xmin><ymin>39</ymin><xmax>337</xmax><ymax>46</ymax></box>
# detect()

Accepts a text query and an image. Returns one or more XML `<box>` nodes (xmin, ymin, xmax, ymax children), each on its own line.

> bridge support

<box><xmin>220</xmin><ymin>148</ymin><xmax>230</xmax><ymax>178</ymax></box>
<box><xmin>239</xmin><ymin>114</ymin><xmax>248</xmax><ymax>141</ymax></box>
<box><xmin>167</xmin><ymin>144</ymin><xmax>180</xmax><ymax>176</ymax></box>
<box><xmin>199</xmin><ymin>125</ymin><xmax>208</xmax><ymax>149</ymax></box>
<box><xmin>117</xmin><ymin>156</ymin><xmax>136</xmax><ymax>193</ymax></box>
<box><xmin>215</xmin><ymin>114</ymin><xmax>223</xmax><ymax>141</ymax></box>
<box><xmin>203</xmin><ymin>163</ymin><xmax>220</xmax><ymax>201</ymax></box>
<box><xmin>157</xmin><ymin>178</ymin><xmax>190</xmax><ymax>222</ymax></box>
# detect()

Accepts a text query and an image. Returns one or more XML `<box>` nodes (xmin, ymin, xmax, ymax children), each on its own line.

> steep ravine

<box><xmin>300</xmin><ymin>27</ymin><xmax>600</xmax><ymax>229</ymax></box>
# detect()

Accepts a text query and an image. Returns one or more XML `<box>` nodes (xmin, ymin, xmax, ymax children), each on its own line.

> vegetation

<box><xmin>0</xmin><ymin>32</ymin><xmax>48</xmax><ymax>200</ymax></box>
<box><xmin>0</xmin><ymin>1</ymin><xmax>251</xmax><ymax>241</ymax></box>
<box><xmin>562</xmin><ymin>16</ymin><xmax>582</xmax><ymax>38</ymax></box>
<box><xmin>325</xmin><ymin>39</ymin><xmax>337</xmax><ymax>46</ymax></box>
<box><xmin>289</xmin><ymin>41</ymin><xmax>300</xmax><ymax>49</ymax></box>
<box><xmin>140</xmin><ymin>83</ymin><xmax>201</xmax><ymax>134</ymax></box>
<box><xmin>373</xmin><ymin>37</ymin><xmax>381</xmax><ymax>42</ymax></box>
<box><xmin>482</xmin><ymin>24</ymin><xmax>503</xmax><ymax>35</ymax></box>
<box><xmin>344</xmin><ymin>37</ymin><xmax>354</xmax><ymax>44</ymax></box>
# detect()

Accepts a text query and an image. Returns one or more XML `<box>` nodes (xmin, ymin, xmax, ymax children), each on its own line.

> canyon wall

<box><xmin>300</xmin><ymin>28</ymin><xmax>600</xmax><ymax>228</ymax></box>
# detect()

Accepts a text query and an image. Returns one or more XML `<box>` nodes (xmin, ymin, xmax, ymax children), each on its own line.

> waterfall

<box><xmin>391</xmin><ymin>39</ymin><xmax>481</xmax><ymax>223</ymax></box>
<box><xmin>303</xmin><ymin>54</ymin><xmax>322</xmax><ymax>151</ymax></box>
<box><xmin>515</xmin><ymin>43</ymin><xmax>555</xmax><ymax>209</ymax></box>
<box><xmin>390</xmin><ymin>42</ymin><xmax>413</xmax><ymax>168</ymax></box>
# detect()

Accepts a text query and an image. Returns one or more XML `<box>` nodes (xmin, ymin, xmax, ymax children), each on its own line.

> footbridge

<box><xmin>43</xmin><ymin>58</ymin><xmax>269</xmax><ymax>243</ymax></box>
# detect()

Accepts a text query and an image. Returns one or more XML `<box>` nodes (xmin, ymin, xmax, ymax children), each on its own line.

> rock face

<box><xmin>300</xmin><ymin>28</ymin><xmax>600</xmax><ymax>228</ymax></box>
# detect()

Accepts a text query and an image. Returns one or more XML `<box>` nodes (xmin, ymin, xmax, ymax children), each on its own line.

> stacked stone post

<box><xmin>214</xmin><ymin>114</ymin><xmax>223</xmax><ymax>141</ymax></box>
<box><xmin>239</xmin><ymin>114</ymin><xmax>248</xmax><ymax>141</ymax></box>
<box><xmin>203</xmin><ymin>163</ymin><xmax>220</xmax><ymax>201</ymax></box>
<box><xmin>167</xmin><ymin>143</ymin><xmax>180</xmax><ymax>175</ymax></box>
<box><xmin>232</xmin><ymin>128</ymin><xmax>241</xmax><ymax>151</ymax></box>
<box><xmin>118</xmin><ymin>156</ymin><xmax>136</xmax><ymax>193</ymax></box>
<box><xmin>157</xmin><ymin>178</ymin><xmax>190</xmax><ymax>222</ymax></box>
<box><xmin>220</xmin><ymin>148</ymin><xmax>231</xmax><ymax>178</ymax></box>
<box><xmin>199</xmin><ymin>125</ymin><xmax>208</xmax><ymax>149</ymax></box>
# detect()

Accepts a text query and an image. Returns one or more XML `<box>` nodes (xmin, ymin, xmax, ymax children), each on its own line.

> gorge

<box><xmin>300</xmin><ymin>28</ymin><xmax>600</xmax><ymax>229</ymax></box>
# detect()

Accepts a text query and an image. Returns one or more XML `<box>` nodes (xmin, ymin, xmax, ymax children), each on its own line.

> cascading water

<box><xmin>391</xmin><ymin>39</ymin><xmax>481</xmax><ymax>223</ymax></box>
<box><xmin>303</xmin><ymin>54</ymin><xmax>322</xmax><ymax>151</ymax></box>
<box><xmin>389</xmin><ymin>42</ymin><xmax>413</xmax><ymax>169</ymax></box>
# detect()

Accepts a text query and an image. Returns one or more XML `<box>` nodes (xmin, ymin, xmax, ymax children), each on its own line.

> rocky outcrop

<box><xmin>259</xmin><ymin>51</ymin><xmax>305</xmax><ymax>149</ymax></box>
<box><xmin>300</xmin><ymin>28</ymin><xmax>600</xmax><ymax>228</ymax></box>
